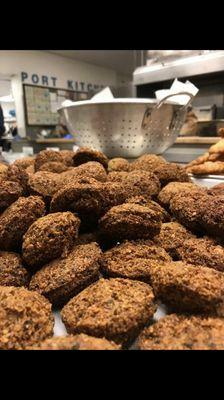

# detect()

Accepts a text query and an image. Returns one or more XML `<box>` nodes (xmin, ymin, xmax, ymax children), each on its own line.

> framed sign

<box><xmin>23</xmin><ymin>84</ymin><xmax>89</xmax><ymax>127</ymax></box>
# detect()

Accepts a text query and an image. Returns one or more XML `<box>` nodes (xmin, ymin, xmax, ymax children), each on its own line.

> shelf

<box><xmin>175</xmin><ymin>136</ymin><xmax>220</xmax><ymax>144</ymax></box>
<box><xmin>35</xmin><ymin>138</ymin><xmax>76</xmax><ymax>143</ymax></box>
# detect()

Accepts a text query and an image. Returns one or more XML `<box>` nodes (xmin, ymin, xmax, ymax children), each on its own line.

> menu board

<box><xmin>24</xmin><ymin>85</ymin><xmax>60</xmax><ymax>126</ymax></box>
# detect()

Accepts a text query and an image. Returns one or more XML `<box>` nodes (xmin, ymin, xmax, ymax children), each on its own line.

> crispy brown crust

<box><xmin>99</xmin><ymin>203</ymin><xmax>162</xmax><ymax>242</ymax></box>
<box><xmin>108</xmin><ymin>158</ymin><xmax>130</xmax><ymax>172</ymax></box>
<box><xmin>73</xmin><ymin>147</ymin><xmax>108</xmax><ymax>169</ymax></box>
<box><xmin>0</xmin><ymin>251</ymin><xmax>30</xmax><ymax>287</ymax></box>
<box><xmin>187</xmin><ymin>161</ymin><xmax>224</xmax><ymax>175</ymax></box>
<box><xmin>153</xmin><ymin>222</ymin><xmax>195</xmax><ymax>259</ymax></box>
<box><xmin>208</xmin><ymin>183</ymin><xmax>224</xmax><ymax>196</ymax></box>
<box><xmin>126</xmin><ymin>196</ymin><xmax>171</xmax><ymax>222</ymax></box>
<box><xmin>137</xmin><ymin>314</ymin><xmax>224</xmax><ymax>350</ymax></box>
<box><xmin>22</xmin><ymin>212</ymin><xmax>80</xmax><ymax>270</ymax></box>
<box><xmin>209</xmin><ymin>139</ymin><xmax>224</xmax><ymax>154</ymax></box>
<box><xmin>169</xmin><ymin>191</ymin><xmax>208</xmax><ymax>233</ymax></box>
<box><xmin>100</xmin><ymin>240</ymin><xmax>171</xmax><ymax>283</ymax></box>
<box><xmin>38</xmin><ymin>161</ymin><xmax>68</xmax><ymax>173</ymax></box>
<box><xmin>129</xmin><ymin>154</ymin><xmax>166</xmax><ymax>172</ymax></box>
<box><xmin>13</xmin><ymin>157</ymin><xmax>35</xmax><ymax>170</ymax></box>
<box><xmin>0</xmin><ymin>196</ymin><xmax>46</xmax><ymax>251</ymax></box>
<box><xmin>59</xmin><ymin>162</ymin><xmax>107</xmax><ymax>185</ymax></box>
<box><xmin>29</xmin><ymin>243</ymin><xmax>102</xmax><ymax>307</ymax></box>
<box><xmin>61</xmin><ymin>278</ymin><xmax>156</xmax><ymax>345</ymax></box>
<box><xmin>176</xmin><ymin>237</ymin><xmax>224</xmax><ymax>272</ymax></box>
<box><xmin>201</xmin><ymin>195</ymin><xmax>224</xmax><ymax>236</ymax></box>
<box><xmin>27</xmin><ymin>171</ymin><xmax>61</xmax><ymax>200</ymax></box>
<box><xmin>34</xmin><ymin>150</ymin><xmax>64</xmax><ymax>172</ymax></box>
<box><xmin>60</xmin><ymin>150</ymin><xmax>75</xmax><ymax>167</ymax></box>
<box><xmin>150</xmin><ymin>261</ymin><xmax>224</xmax><ymax>315</ymax></box>
<box><xmin>154</xmin><ymin>163</ymin><xmax>190</xmax><ymax>187</ymax></box>
<box><xmin>0</xmin><ymin>180</ymin><xmax>23</xmax><ymax>211</ymax></box>
<box><xmin>3</xmin><ymin>164</ymin><xmax>29</xmax><ymax>194</ymax></box>
<box><xmin>27</xmin><ymin>334</ymin><xmax>121</xmax><ymax>350</ymax></box>
<box><xmin>157</xmin><ymin>182</ymin><xmax>205</xmax><ymax>210</ymax></box>
<box><xmin>0</xmin><ymin>286</ymin><xmax>54</xmax><ymax>350</ymax></box>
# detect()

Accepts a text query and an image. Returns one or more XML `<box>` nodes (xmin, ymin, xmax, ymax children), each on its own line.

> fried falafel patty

<box><xmin>99</xmin><ymin>203</ymin><xmax>161</xmax><ymax>242</ymax></box>
<box><xmin>38</xmin><ymin>161</ymin><xmax>68</xmax><ymax>174</ymax></box>
<box><xmin>157</xmin><ymin>182</ymin><xmax>205</xmax><ymax>210</ymax></box>
<box><xmin>2</xmin><ymin>164</ymin><xmax>29</xmax><ymax>194</ymax></box>
<box><xmin>27</xmin><ymin>171</ymin><xmax>61</xmax><ymax>201</ymax></box>
<box><xmin>176</xmin><ymin>237</ymin><xmax>224</xmax><ymax>272</ymax></box>
<box><xmin>100</xmin><ymin>240</ymin><xmax>171</xmax><ymax>283</ymax></box>
<box><xmin>72</xmin><ymin>147</ymin><xmax>108</xmax><ymax>169</ymax></box>
<box><xmin>137</xmin><ymin>314</ymin><xmax>224</xmax><ymax>350</ymax></box>
<box><xmin>0</xmin><ymin>251</ymin><xmax>30</xmax><ymax>287</ymax></box>
<box><xmin>29</xmin><ymin>243</ymin><xmax>102</xmax><ymax>307</ymax></box>
<box><xmin>129</xmin><ymin>154</ymin><xmax>166</xmax><ymax>173</ymax></box>
<box><xmin>154</xmin><ymin>162</ymin><xmax>190</xmax><ymax>187</ymax></box>
<box><xmin>0</xmin><ymin>180</ymin><xmax>23</xmax><ymax>212</ymax></box>
<box><xmin>34</xmin><ymin>149</ymin><xmax>64</xmax><ymax>172</ymax></box>
<box><xmin>127</xmin><ymin>196</ymin><xmax>171</xmax><ymax>222</ymax></box>
<box><xmin>153</xmin><ymin>222</ymin><xmax>195</xmax><ymax>259</ymax></box>
<box><xmin>13</xmin><ymin>157</ymin><xmax>35</xmax><ymax>170</ymax></box>
<box><xmin>50</xmin><ymin>178</ymin><xmax>126</xmax><ymax>226</ymax></box>
<box><xmin>60</xmin><ymin>150</ymin><xmax>75</xmax><ymax>167</ymax></box>
<box><xmin>0</xmin><ymin>196</ymin><xmax>46</xmax><ymax>251</ymax></box>
<box><xmin>108</xmin><ymin>158</ymin><xmax>130</xmax><ymax>172</ymax></box>
<box><xmin>61</xmin><ymin>278</ymin><xmax>156</xmax><ymax>346</ymax></box>
<box><xmin>22</xmin><ymin>212</ymin><xmax>80</xmax><ymax>270</ymax></box>
<box><xmin>0</xmin><ymin>286</ymin><xmax>54</xmax><ymax>350</ymax></box>
<box><xmin>201</xmin><ymin>195</ymin><xmax>224</xmax><ymax>237</ymax></box>
<box><xmin>208</xmin><ymin>183</ymin><xmax>224</xmax><ymax>197</ymax></box>
<box><xmin>150</xmin><ymin>261</ymin><xmax>224</xmax><ymax>315</ymax></box>
<box><xmin>169</xmin><ymin>191</ymin><xmax>208</xmax><ymax>233</ymax></box>
<box><xmin>59</xmin><ymin>161</ymin><xmax>107</xmax><ymax>185</ymax></box>
<box><xmin>27</xmin><ymin>334</ymin><xmax>121</xmax><ymax>350</ymax></box>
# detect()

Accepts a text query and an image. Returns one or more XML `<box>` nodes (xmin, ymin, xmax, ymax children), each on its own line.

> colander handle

<box><xmin>155</xmin><ymin>91</ymin><xmax>194</xmax><ymax>110</ymax></box>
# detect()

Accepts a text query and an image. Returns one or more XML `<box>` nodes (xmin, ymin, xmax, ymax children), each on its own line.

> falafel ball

<box><xmin>129</xmin><ymin>154</ymin><xmax>166</xmax><ymax>173</ymax></box>
<box><xmin>50</xmin><ymin>178</ymin><xmax>126</xmax><ymax>225</ymax></box>
<box><xmin>38</xmin><ymin>161</ymin><xmax>68</xmax><ymax>174</ymax></box>
<box><xmin>157</xmin><ymin>182</ymin><xmax>206</xmax><ymax>210</ymax></box>
<box><xmin>22</xmin><ymin>212</ymin><xmax>80</xmax><ymax>271</ymax></box>
<box><xmin>29</xmin><ymin>243</ymin><xmax>102</xmax><ymax>307</ymax></box>
<box><xmin>59</xmin><ymin>161</ymin><xmax>107</xmax><ymax>185</ymax></box>
<box><xmin>27</xmin><ymin>171</ymin><xmax>61</xmax><ymax>201</ymax></box>
<box><xmin>169</xmin><ymin>191</ymin><xmax>208</xmax><ymax>233</ymax></box>
<box><xmin>0</xmin><ymin>163</ymin><xmax>8</xmax><ymax>176</ymax></box>
<box><xmin>27</xmin><ymin>334</ymin><xmax>121</xmax><ymax>350</ymax></box>
<box><xmin>0</xmin><ymin>180</ymin><xmax>23</xmax><ymax>212</ymax></box>
<box><xmin>2</xmin><ymin>164</ymin><xmax>29</xmax><ymax>194</ymax></box>
<box><xmin>0</xmin><ymin>251</ymin><xmax>30</xmax><ymax>287</ymax></box>
<box><xmin>153</xmin><ymin>162</ymin><xmax>190</xmax><ymax>187</ymax></box>
<box><xmin>137</xmin><ymin>314</ymin><xmax>224</xmax><ymax>350</ymax></box>
<box><xmin>127</xmin><ymin>196</ymin><xmax>171</xmax><ymax>222</ymax></box>
<box><xmin>34</xmin><ymin>149</ymin><xmax>64</xmax><ymax>172</ymax></box>
<box><xmin>108</xmin><ymin>170</ymin><xmax>161</xmax><ymax>199</ymax></box>
<box><xmin>13</xmin><ymin>157</ymin><xmax>35</xmax><ymax>170</ymax></box>
<box><xmin>0</xmin><ymin>196</ymin><xmax>46</xmax><ymax>251</ymax></box>
<box><xmin>0</xmin><ymin>286</ymin><xmax>54</xmax><ymax>350</ymax></box>
<box><xmin>208</xmin><ymin>183</ymin><xmax>224</xmax><ymax>197</ymax></box>
<box><xmin>108</xmin><ymin>158</ymin><xmax>130</xmax><ymax>172</ymax></box>
<box><xmin>176</xmin><ymin>237</ymin><xmax>224</xmax><ymax>272</ymax></box>
<box><xmin>100</xmin><ymin>240</ymin><xmax>171</xmax><ymax>283</ymax></box>
<box><xmin>201</xmin><ymin>195</ymin><xmax>224</xmax><ymax>237</ymax></box>
<box><xmin>150</xmin><ymin>261</ymin><xmax>224</xmax><ymax>315</ymax></box>
<box><xmin>73</xmin><ymin>147</ymin><xmax>108</xmax><ymax>169</ymax></box>
<box><xmin>153</xmin><ymin>222</ymin><xmax>195</xmax><ymax>259</ymax></box>
<box><xmin>99</xmin><ymin>203</ymin><xmax>162</xmax><ymax>242</ymax></box>
<box><xmin>61</xmin><ymin>278</ymin><xmax>156</xmax><ymax>346</ymax></box>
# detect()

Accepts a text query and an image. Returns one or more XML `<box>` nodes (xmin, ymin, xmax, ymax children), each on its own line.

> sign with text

<box><xmin>21</xmin><ymin>72</ymin><xmax>105</xmax><ymax>93</ymax></box>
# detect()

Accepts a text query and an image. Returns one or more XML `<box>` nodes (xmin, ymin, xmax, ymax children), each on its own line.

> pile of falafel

<box><xmin>1</xmin><ymin>147</ymin><xmax>224</xmax><ymax>350</ymax></box>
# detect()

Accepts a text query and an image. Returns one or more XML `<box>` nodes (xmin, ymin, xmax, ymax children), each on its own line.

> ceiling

<box><xmin>47</xmin><ymin>50</ymin><xmax>142</xmax><ymax>76</ymax></box>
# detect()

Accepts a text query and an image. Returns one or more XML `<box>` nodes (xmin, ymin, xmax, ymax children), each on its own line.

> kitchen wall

<box><xmin>0</xmin><ymin>51</ymin><xmax>120</xmax><ymax>137</ymax></box>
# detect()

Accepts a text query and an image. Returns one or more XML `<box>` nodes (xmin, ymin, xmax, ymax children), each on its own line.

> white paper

<box><xmin>91</xmin><ymin>87</ymin><xmax>114</xmax><ymax>102</ymax></box>
<box><xmin>155</xmin><ymin>78</ymin><xmax>199</xmax><ymax>106</ymax></box>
